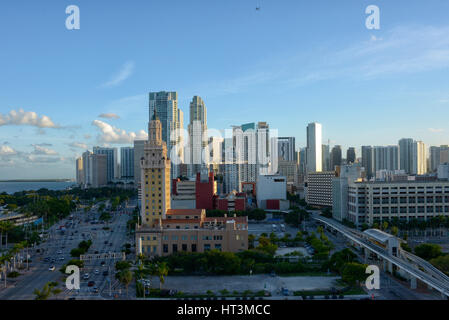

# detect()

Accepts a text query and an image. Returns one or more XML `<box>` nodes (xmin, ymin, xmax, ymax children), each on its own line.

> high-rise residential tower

<box><xmin>149</xmin><ymin>91</ymin><xmax>183</xmax><ymax>178</ymax></box>
<box><xmin>120</xmin><ymin>147</ymin><xmax>134</xmax><ymax>180</ymax></box>
<box><xmin>399</xmin><ymin>138</ymin><xmax>414</xmax><ymax>174</ymax></box>
<box><xmin>187</xmin><ymin>96</ymin><xmax>207</xmax><ymax>177</ymax></box>
<box><xmin>277</xmin><ymin>137</ymin><xmax>295</xmax><ymax>162</ymax></box>
<box><xmin>93</xmin><ymin>146</ymin><xmax>117</xmax><ymax>183</ymax></box>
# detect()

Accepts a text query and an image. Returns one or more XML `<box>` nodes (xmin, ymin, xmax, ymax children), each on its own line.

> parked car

<box><xmin>49</xmin><ymin>266</ymin><xmax>55</xmax><ymax>271</ymax></box>
<box><xmin>88</xmin><ymin>281</ymin><xmax>95</xmax><ymax>287</ymax></box>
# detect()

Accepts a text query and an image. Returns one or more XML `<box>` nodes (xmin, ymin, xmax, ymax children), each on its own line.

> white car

<box><xmin>49</xmin><ymin>266</ymin><xmax>56</xmax><ymax>271</ymax></box>
<box><xmin>94</xmin><ymin>269</ymin><xmax>99</xmax><ymax>275</ymax></box>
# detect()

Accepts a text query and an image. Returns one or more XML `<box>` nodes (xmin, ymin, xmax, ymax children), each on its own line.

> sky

<box><xmin>1</xmin><ymin>0</ymin><xmax>449</xmax><ymax>179</ymax></box>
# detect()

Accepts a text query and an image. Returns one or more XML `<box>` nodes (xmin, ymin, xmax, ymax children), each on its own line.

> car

<box><xmin>57</xmin><ymin>250</ymin><xmax>62</xmax><ymax>254</ymax></box>
<box><xmin>102</xmin><ymin>270</ymin><xmax>109</xmax><ymax>276</ymax></box>
<box><xmin>104</xmin><ymin>241</ymin><xmax>108</xmax><ymax>244</ymax></box>
<box><xmin>100</xmin><ymin>261</ymin><xmax>105</xmax><ymax>266</ymax></box>
<box><xmin>49</xmin><ymin>266</ymin><xmax>55</xmax><ymax>271</ymax></box>
<box><xmin>83</xmin><ymin>273</ymin><xmax>90</xmax><ymax>280</ymax></box>
<box><xmin>94</xmin><ymin>251</ymin><xmax>99</xmax><ymax>254</ymax></box>
<box><xmin>88</xmin><ymin>281</ymin><xmax>95</xmax><ymax>287</ymax></box>
<box><xmin>59</xmin><ymin>257</ymin><xmax>65</xmax><ymax>261</ymax></box>
<box><xmin>44</xmin><ymin>257</ymin><xmax>50</xmax><ymax>262</ymax></box>
<box><xmin>94</xmin><ymin>269</ymin><xmax>99</xmax><ymax>275</ymax></box>
<box><xmin>93</xmin><ymin>287</ymin><xmax>99</xmax><ymax>293</ymax></box>
<box><xmin>109</xmin><ymin>243</ymin><xmax>113</xmax><ymax>247</ymax></box>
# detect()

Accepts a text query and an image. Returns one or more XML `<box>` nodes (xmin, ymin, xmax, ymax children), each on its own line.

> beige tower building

<box><xmin>136</xmin><ymin>110</ymin><xmax>248</xmax><ymax>257</ymax></box>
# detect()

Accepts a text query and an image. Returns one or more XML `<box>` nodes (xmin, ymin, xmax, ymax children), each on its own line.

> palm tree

<box><xmin>117</xmin><ymin>270</ymin><xmax>133</xmax><ymax>297</ymax></box>
<box><xmin>1</xmin><ymin>221</ymin><xmax>15</xmax><ymax>250</ymax></box>
<box><xmin>33</xmin><ymin>282</ymin><xmax>62</xmax><ymax>300</ymax></box>
<box><xmin>156</xmin><ymin>262</ymin><xmax>169</xmax><ymax>291</ymax></box>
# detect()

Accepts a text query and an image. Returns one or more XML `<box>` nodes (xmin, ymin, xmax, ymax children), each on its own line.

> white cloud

<box><xmin>428</xmin><ymin>128</ymin><xmax>445</xmax><ymax>133</ymax></box>
<box><xmin>0</xmin><ymin>145</ymin><xmax>17</xmax><ymax>156</ymax></box>
<box><xmin>31</xmin><ymin>144</ymin><xmax>58</xmax><ymax>155</ymax></box>
<box><xmin>92</xmin><ymin>120</ymin><xmax>147</xmax><ymax>144</ymax></box>
<box><xmin>99</xmin><ymin>113</ymin><xmax>120</xmax><ymax>119</ymax></box>
<box><xmin>101</xmin><ymin>61</ymin><xmax>135</xmax><ymax>88</ymax></box>
<box><xmin>68</xmin><ymin>142</ymin><xmax>88</xmax><ymax>149</ymax></box>
<box><xmin>0</xmin><ymin>109</ymin><xmax>59</xmax><ymax>128</ymax></box>
<box><xmin>25</xmin><ymin>155</ymin><xmax>63</xmax><ymax>163</ymax></box>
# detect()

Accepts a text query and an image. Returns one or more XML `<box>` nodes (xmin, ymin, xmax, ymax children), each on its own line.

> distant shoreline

<box><xmin>0</xmin><ymin>179</ymin><xmax>74</xmax><ymax>183</ymax></box>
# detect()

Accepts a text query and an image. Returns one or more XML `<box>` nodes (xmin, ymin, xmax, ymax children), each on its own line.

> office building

<box><xmin>306</xmin><ymin>171</ymin><xmax>336</xmax><ymax>207</ymax></box>
<box><xmin>330</xmin><ymin>145</ymin><xmax>342</xmax><ymax>170</ymax></box>
<box><xmin>362</xmin><ymin>146</ymin><xmax>374</xmax><ymax>180</ymax></box>
<box><xmin>346</xmin><ymin>147</ymin><xmax>356</xmax><ymax>164</ymax></box>
<box><xmin>256</xmin><ymin>175</ymin><xmax>288</xmax><ymax>210</ymax></box>
<box><xmin>347</xmin><ymin>180</ymin><xmax>449</xmax><ymax>226</ymax></box>
<box><xmin>322</xmin><ymin>144</ymin><xmax>330</xmax><ymax>171</ymax></box>
<box><xmin>306</xmin><ymin>122</ymin><xmax>322</xmax><ymax>173</ymax></box>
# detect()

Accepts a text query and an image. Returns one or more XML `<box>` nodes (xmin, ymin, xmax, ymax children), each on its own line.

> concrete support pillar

<box><xmin>364</xmin><ymin>248</ymin><xmax>369</xmax><ymax>263</ymax></box>
<box><xmin>410</xmin><ymin>277</ymin><xmax>417</xmax><ymax>290</ymax></box>
<box><xmin>383</xmin><ymin>260</ymin><xmax>387</xmax><ymax>271</ymax></box>
<box><xmin>388</xmin><ymin>262</ymin><xmax>393</xmax><ymax>274</ymax></box>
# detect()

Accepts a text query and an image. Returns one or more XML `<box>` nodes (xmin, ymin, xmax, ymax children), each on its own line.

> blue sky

<box><xmin>1</xmin><ymin>0</ymin><xmax>449</xmax><ymax>179</ymax></box>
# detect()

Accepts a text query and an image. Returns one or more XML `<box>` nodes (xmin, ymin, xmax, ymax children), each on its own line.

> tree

<box><xmin>115</xmin><ymin>261</ymin><xmax>132</xmax><ymax>271</ymax></box>
<box><xmin>117</xmin><ymin>269</ymin><xmax>133</xmax><ymax>297</ymax></box>
<box><xmin>430</xmin><ymin>255</ymin><xmax>449</xmax><ymax>275</ymax></box>
<box><xmin>414</xmin><ymin>243</ymin><xmax>443</xmax><ymax>261</ymax></box>
<box><xmin>341</xmin><ymin>262</ymin><xmax>367</xmax><ymax>286</ymax></box>
<box><xmin>156</xmin><ymin>262</ymin><xmax>169</xmax><ymax>290</ymax></box>
<box><xmin>33</xmin><ymin>282</ymin><xmax>62</xmax><ymax>300</ymax></box>
<box><xmin>248</xmin><ymin>234</ymin><xmax>256</xmax><ymax>249</ymax></box>
<box><xmin>391</xmin><ymin>226</ymin><xmax>399</xmax><ymax>236</ymax></box>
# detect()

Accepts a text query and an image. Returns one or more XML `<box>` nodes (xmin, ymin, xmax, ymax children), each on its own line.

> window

<box><xmin>204</xmin><ymin>244</ymin><xmax>211</xmax><ymax>251</ymax></box>
<box><xmin>192</xmin><ymin>244</ymin><xmax>197</xmax><ymax>252</ymax></box>
<box><xmin>214</xmin><ymin>244</ymin><xmax>222</xmax><ymax>251</ymax></box>
<box><xmin>172</xmin><ymin>244</ymin><xmax>178</xmax><ymax>253</ymax></box>
<box><xmin>182</xmin><ymin>244</ymin><xmax>187</xmax><ymax>251</ymax></box>
<box><xmin>181</xmin><ymin>235</ymin><xmax>188</xmax><ymax>241</ymax></box>
<box><xmin>163</xmin><ymin>244</ymin><xmax>168</xmax><ymax>253</ymax></box>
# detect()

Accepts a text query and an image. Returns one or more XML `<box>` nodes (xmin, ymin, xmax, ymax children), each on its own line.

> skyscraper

<box><xmin>373</xmin><ymin>146</ymin><xmax>399</xmax><ymax>172</ymax></box>
<box><xmin>149</xmin><ymin>91</ymin><xmax>183</xmax><ymax>178</ymax></box>
<box><xmin>322</xmin><ymin>144</ymin><xmax>330</xmax><ymax>171</ymax></box>
<box><xmin>76</xmin><ymin>157</ymin><xmax>84</xmax><ymax>185</ymax></box>
<box><xmin>133</xmin><ymin>140</ymin><xmax>146</xmax><ymax>186</ymax></box>
<box><xmin>412</xmin><ymin>141</ymin><xmax>427</xmax><ymax>175</ymax></box>
<box><xmin>277</xmin><ymin>137</ymin><xmax>295</xmax><ymax>162</ymax></box>
<box><xmin>361</xmin><ymin>146</ymin><xmax>374</xmax><ymax>179</ymax></box>
<box><xmin>330</xmin><ymin>145</ymin><xmax>342</xmax><ymax>170</ymax></box>
<box><xmin>187</xmin><ymin>96</ymin><xmax>207</xmax><ymax>177</ymax></box>
<box><xmin>93</xmin><ymin>146</ymin><xmax>117</xmax><ymax>183</ymax></box>
<box><xmin>120</xmin><ymin>147</ymin><xmax>134</xmax><ymax>179</ymax></box>
<box><xmin>306</xmin><ymin>122</ymin><xmax>322</xmax><ymax>173</ymax></box>
<box><xmin>140</xmin><ymin>109</ymin><xmax>171</xmax><ymax>228</ymax></box>
<box><xmin>399</xmin><ymin>138</ymin><xmax>414</xmax><ymax>174</ymax></box>
<box><xmin>346</xmin><ymin>147</ymin><xmax>356</xmax><ymax>164</ymax></box>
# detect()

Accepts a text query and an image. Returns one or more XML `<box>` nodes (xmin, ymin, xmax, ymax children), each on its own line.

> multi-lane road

<box><xmin>0</xmin><ymin>201</ymin><xmax>136</xmax><ymax>300</ymax></box>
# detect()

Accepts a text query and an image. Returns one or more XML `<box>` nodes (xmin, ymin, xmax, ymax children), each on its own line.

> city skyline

<box><xmin>2</xmin><ymin>1</ymin><xmax>449</xmax><ymax>179</ymax></box>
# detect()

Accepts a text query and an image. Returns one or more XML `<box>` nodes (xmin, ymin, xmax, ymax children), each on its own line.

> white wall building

<box><xmin>306</xmin><ymin>122</ymin><xmax>322</xmax><ymax>173</ymax></box>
